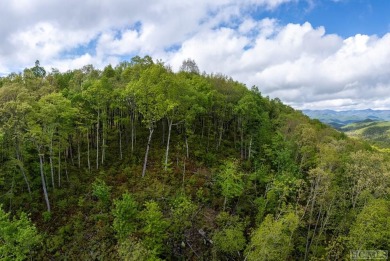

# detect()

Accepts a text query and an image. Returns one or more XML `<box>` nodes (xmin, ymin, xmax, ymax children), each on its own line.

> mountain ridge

<box><xmin>302</xmin><ymin>109</ymin><xmax>390</xmax><ymax>129</ymax></box>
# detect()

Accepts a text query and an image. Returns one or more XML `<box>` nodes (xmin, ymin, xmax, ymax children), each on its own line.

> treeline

<box><xmin>0</xmin><ymin>57</ymin><xmax>389</xmax><ymax>260</ymax></box>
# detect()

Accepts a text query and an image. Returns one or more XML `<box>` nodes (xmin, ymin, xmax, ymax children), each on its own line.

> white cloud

<box><xmin>0</xmin><ymin>0</ymin><xmax>390</xmax><ymax>110</ymax></box>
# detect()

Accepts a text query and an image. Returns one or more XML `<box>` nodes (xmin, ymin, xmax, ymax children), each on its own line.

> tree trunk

<box><xmin>96</xmin><ymin>109</ymin><xmax>100</xmax><ymax>169</ymax></box>
<box><xmin>58</xmin><ymin>142</ymin><xmax>61</xmax><ymax>188</ymax></box>
<box><xmin>142</xmin><ymin>127</ymin><xmax>154</xmax><ymax>178</ymax></box>
<box><xmin>182</xmin><ymin>159</ymin><xmax>186</xmax><ymax>188</ymax></box>
<box><xmin>217</xmin><ymin>122</ymin><xmax>223</xmax><ymax>150</ymax></box>
<box><xmin>164</xmin><ymin>119</ymin><xmax>173</xmax><ymax>171</ymax></box>
<box><xmin>185</xmin><ymin>132</ymin><xmax>189</xmax><ymax>159</ymax></box>
<box><xmin>131</xmin><ymin>110</ymin><xmax>135</xmax><ymax>154</ymax></box>
<box><xmin>162</xmin><ymin>118</ymin><xmax>166</xmax><ymax>145</ymax></box>
<box><xmin>119</xmin><ymin>124</ymin><xmax>123</xmax><ymax>160</ymax></box>
<box><xmin>248</xmin><ymin>136</ymin><xmax>252</xmax><ymax>160</ymax></box>
<box><xmin>87</xmin><ymin>128</ymin><xmax>91</xmax><ymax>172</ymax></box>
<box><xmin>77</xmin><ymin>134</ymin><xmax>81</xmax><ymax>168</ymax></box>
<box><xmin>65</xmin><ymin>149</ymin><xmax>69</xmax><ymax>182</ymax></box>
<box><xmin>240</xmin><ymin>121</ymin><xmax>244</xmax><ymax>159</ymax></box>
<box><xmin>206</xmin><ymin>120</ymin><xmax>211</xmax><ymax>152</ymax></box>
<box><xmin>15</xmin><ymin>141</ymin><xmax>31</xmax><ymax>194</ymax></box>
<box><xmin>49</xmin><ymin>135</ymin><xmax>55</xmax><ymax>189</ymax></box>
<box><xmin>101</xmin><ymin>111</ymin><xmax>105</xmax><ymax>166</ymax></box>
<box><xmin>304</xmin><ymin>179</ymin><xmax>319</xmax><ymax>261</ymax></box>
<box><xmin>69</xmin><ymin>137</ymin><xmax>74</xmax><ymax>166</ymax></box>
<box><xmin>39</xmin><ymin>152</ymin><xmax>51</xmax><ymax>212</ymax></box>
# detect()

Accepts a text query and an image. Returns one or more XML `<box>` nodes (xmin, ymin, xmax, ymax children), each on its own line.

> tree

<box><xmin>217</xmin><ymin>160</ymin><xmax>244</xmax><ymax>210</ymax></box>
<box><xmin>212</xmin><ymin>212</ymin><xmax>246</xmax><ymax>259</ymax></box>
<box><xmin>82</xmin><ymin>78</ymin><xmax>112</xmax><ymax>169</ymax></box>
<box><xmin>0</xmin><ymin>205</ymin><xmax>42</xmax><ymax>260</ymax></box>
<box><xmin>140</xmin><ymin>201</ymin><xmax>169</xmax><ymax>256</ymax></box>
<box><xmin>245</xmin><ymin>211</ymin><xmax>299</xmax><ymax>261</ymax></box>
<box><xmin>36</xmin><ymin>92</ymin><xmax>77</xmax><ymax>188</ymax></box>
<box><xmin>127</xmin><ymin>63</ymin><xmax>173</xmax><ymax>177</ymax></box>
<box><xmin>0</xmin><ymin>84</ymin><xmax>33</xmax><ymax>194</ymax></box>
<box><xmin>348</xmin><ymin>199</ymin><xmax>390</xmax><ymax>251</ymax></box>
<box><xmin>345</xmin><ymin>150</ymin><xmax>389</xmax><ymax>209</ymax></box>
<box><xmin>92</xmin><ymin>179</ymin><xmax>111</xmax><ymax>209</ymax></box>
<box><xmin>179</xmin><ymin>59</ymin><xmax>200</xmax><ymax>74</ymax></box>
<box><xmin>169</xmin><ymin>194</ymin><xmax>196</xmax><ymax>257</ymax></box>
<box><xmin>112</xmin><ymin>193</ymin><xmax>138</xmax><ymax>241</ymax></box>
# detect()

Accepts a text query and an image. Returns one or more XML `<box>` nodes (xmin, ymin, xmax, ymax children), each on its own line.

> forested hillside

<box><xmin>342</xmin><ymin>120</ymin><xmax>390</xmax><ymax>149</ymax></box>
<box><xmin>0</xmin><ymin>57</ymin><xmax>389</xmax><ymax>260</ymax></box>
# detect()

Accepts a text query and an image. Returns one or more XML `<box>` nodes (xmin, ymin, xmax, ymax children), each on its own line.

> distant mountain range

<box><xmin>302</xmin><ymin>109</ymin><xmax>390</xmax><ymax>129</ymax></box>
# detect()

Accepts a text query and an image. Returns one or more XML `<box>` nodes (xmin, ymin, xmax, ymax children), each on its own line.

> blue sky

<box><xmin>271</xmin><ymin>0</ymin><xmax>390</xmax><ymax>37</ymax></box>
<box><xmin>0</xmin><ymin>0</ymin><xmax>390</xmax><ymax>110</ymax></box>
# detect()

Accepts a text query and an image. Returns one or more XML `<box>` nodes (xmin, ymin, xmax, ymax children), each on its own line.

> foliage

<box><xmin>217</xmin><ymin>160</ymin><xmax>244</xmax><ymax>209</ymax></box>
<box><xmin>92</xmin><ymin>179</ymin><xmax>111</xmax><ymax>207</ymax></box>
<box><xmin>212</xmin><ymin>212</ymin><xmax>246</xmax><ymax>257</ymax></box>
<box><xmin>140</xmin><ymin>201</ymin><xmax>169</xmax><ymax>256</ymax></box>
<box><xmin>245</xmin><ymin>211</ymin><xmax>299</xmax><ymax>261</ymax></box>
<box><xmin>112</xmin><ymin>193</ymin><xmax>138</xmax><ymax>241</ymax></box>
<box><xmin>348</xmin><ymin>199</ymin><xmax>390</xmax><ymax>250</ymax></box>
<box><xmin>0</xmin><ymin>205</ymin><xmax>42</xmax><ymax>261</ymax></box>
<box><xmin>0</xmin><ymin>57</ymin><xmax>389</xmax><ymax>260</ymax></box>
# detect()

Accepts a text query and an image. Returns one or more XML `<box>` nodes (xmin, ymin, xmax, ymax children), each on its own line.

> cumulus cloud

<box><xmin>0</xmin><ymin>0</ymin><xmax>390</xmax><ymax>110</ymax></box>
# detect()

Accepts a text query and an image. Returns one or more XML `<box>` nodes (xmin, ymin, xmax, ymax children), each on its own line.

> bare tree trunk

<box><xmin>162</xmin><ymin>118</ymin><xmax>166</xmax><ymax>145</ymax></box>
<box><xmin>248</xmin><ymin>136</ymin><xmax>252</xmax><ymax>160</ymax></box>
<box><xmin>164</xmin><ymin>119</ymin><xmax>173</xmax><ymax>171</ymax></box>
<box><xmin>119</xmin><ymin>124</ymin><xmax>123</xmax><ymax>160</ymax></box>
<box><xmin>77</xmin><ymin>134</ymin><xmax>81</xmax><ymax>168</ymax></box>
<box><xmin>217</xmin><ymin>121</ymin><xmax>223</xmax><ymax>150</ymax></box>
<box><xmin>69</xmin><ymin>137</ymin><xmax>74</xmax><ymax>166</ymax></box>
<box><xmin>185</xmin><ymin>133</ymin><xmax>189</xmax><ymax>159</ymax></box>
<box><xmin>182</xmin><ymin>159</ymin><xmax>186</xmax><ymax>189</ymax></box>
<box><xmin>206</xmin><ymin>120</ymin><xmax>211</xmax><ymax>152</ymax></box>
<box><xmin>142</xmin><ymin>127</ymin><xmax>154</xmax><ymax>178</ymax></box>
<box><xmin>15</xmin><ymin>141</ymin><xmax>31</xmax><ymax>194</ymax></box>
<box><xmin>58</xmin><ymin>143</ymin><xmax>61</xmax><ymax>188</ymax></box>
<box><xmin>131</xmin><ymin>110</ymin><xmax>135</xmax><ymax>154</ymax></box>
<box><xmin>101</xmin><ymin>112</ymin><xmax>105</xmax><ymax>165</ymax></box>
<box><xmin>39</xmin><ymin>152</ymin><xmax>51</xmax><ymax>212</ymax></box>
<box><xmin>96</xmin><ymin>109</ymin><xmax>100</xmax><ymax>169</ymax></box>
<box><xmin>65</xmin><ymin>149</ymin><xmax>69</xmax><ymax>182</ymax></box>
<box><xmin>49</xmin><ymin>136</ymin><xmax>55</xmax><ymax>189</ymax></box>
<box><xmin>87</xmin><ymin>128</ymin><xmax>91</xmax><ymax>172</ymax></box>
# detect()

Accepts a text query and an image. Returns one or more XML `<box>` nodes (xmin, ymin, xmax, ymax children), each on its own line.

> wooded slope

<box><xmin>0</xmin><ymin>57</ymin><xmax>389</xmax><ymax>260</ymax></box>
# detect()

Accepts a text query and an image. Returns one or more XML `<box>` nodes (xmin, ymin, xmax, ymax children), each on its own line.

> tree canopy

<box><xmin>0</xmin><ymin>57</ymin><xmax>388</xmax><ymax>260</ymax></box>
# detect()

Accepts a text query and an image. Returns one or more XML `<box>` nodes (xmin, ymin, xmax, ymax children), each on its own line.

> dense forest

<box><xmin>0</xmin><ymin>57</ymin><xmax>389</xmax><ymax>260</ymax></box>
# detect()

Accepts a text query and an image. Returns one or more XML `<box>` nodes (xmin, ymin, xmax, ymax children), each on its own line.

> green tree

<box><xmin>112</xmin><ymin>193</ymin><xmax>138</xmax><ymax>241</ymax></box>
<box><xmin>140</xmin><ymin>201</ymin><xmax>169</xmax><ymax>256</ymax></box>
<box><xmin>245</xmin><ymin>211</ymin><xmax>299</xmax><ymax>261</ymax></box>
<box><xmin>92</xmin><ymin>179</ymin><xmax>111</xmax><ymax>209</ymax></box>
<box><xmin>345</xmin><ymin>150</ymin><xmax>390</xmax><ymax>209</ymax></box>
<box><xmin>212</xmin><ymin>212</ymin><xmax>246</xmax><ymax>259</ymax></box>
<box><xmin>0</xmin><ymin>205</ymin><xmax>42</xmax><ymax>260</ymax></box>
<box><xmin>0</xmin><ymin>84</ymin><xmax>33</xmax><ymax>194</ymax></box>
<box><xmin>127</xmin><ymin>63</ymin><xmax>173</xmax><ymax>177</ymax></box>
<box><xmin>217</xmin><ymin>160</ymin><xmax>244</xmax><ymax>210</ymax></box>
<box><xmin>348</xmin><ymin>198</ymin><xmax>390</xmax><ymax>251</ymax></box>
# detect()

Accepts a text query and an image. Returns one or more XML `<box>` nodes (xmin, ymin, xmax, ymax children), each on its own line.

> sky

<box><xmin>1</xmin><ymin>0</ymin><xmax>390</xmax><ymax>110</ymax></box>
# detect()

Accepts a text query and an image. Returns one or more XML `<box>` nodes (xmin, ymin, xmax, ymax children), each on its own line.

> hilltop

<box><xmin>0</xmin><ymin>58</ymin><xmax>389</xmax><ymax>260</ymax></box>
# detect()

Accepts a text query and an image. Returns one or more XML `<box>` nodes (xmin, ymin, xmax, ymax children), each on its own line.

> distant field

<box><xmin>341</xmin><ymin>120</ymin><xmax>390</xmax><ymax>147</ymax></box>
